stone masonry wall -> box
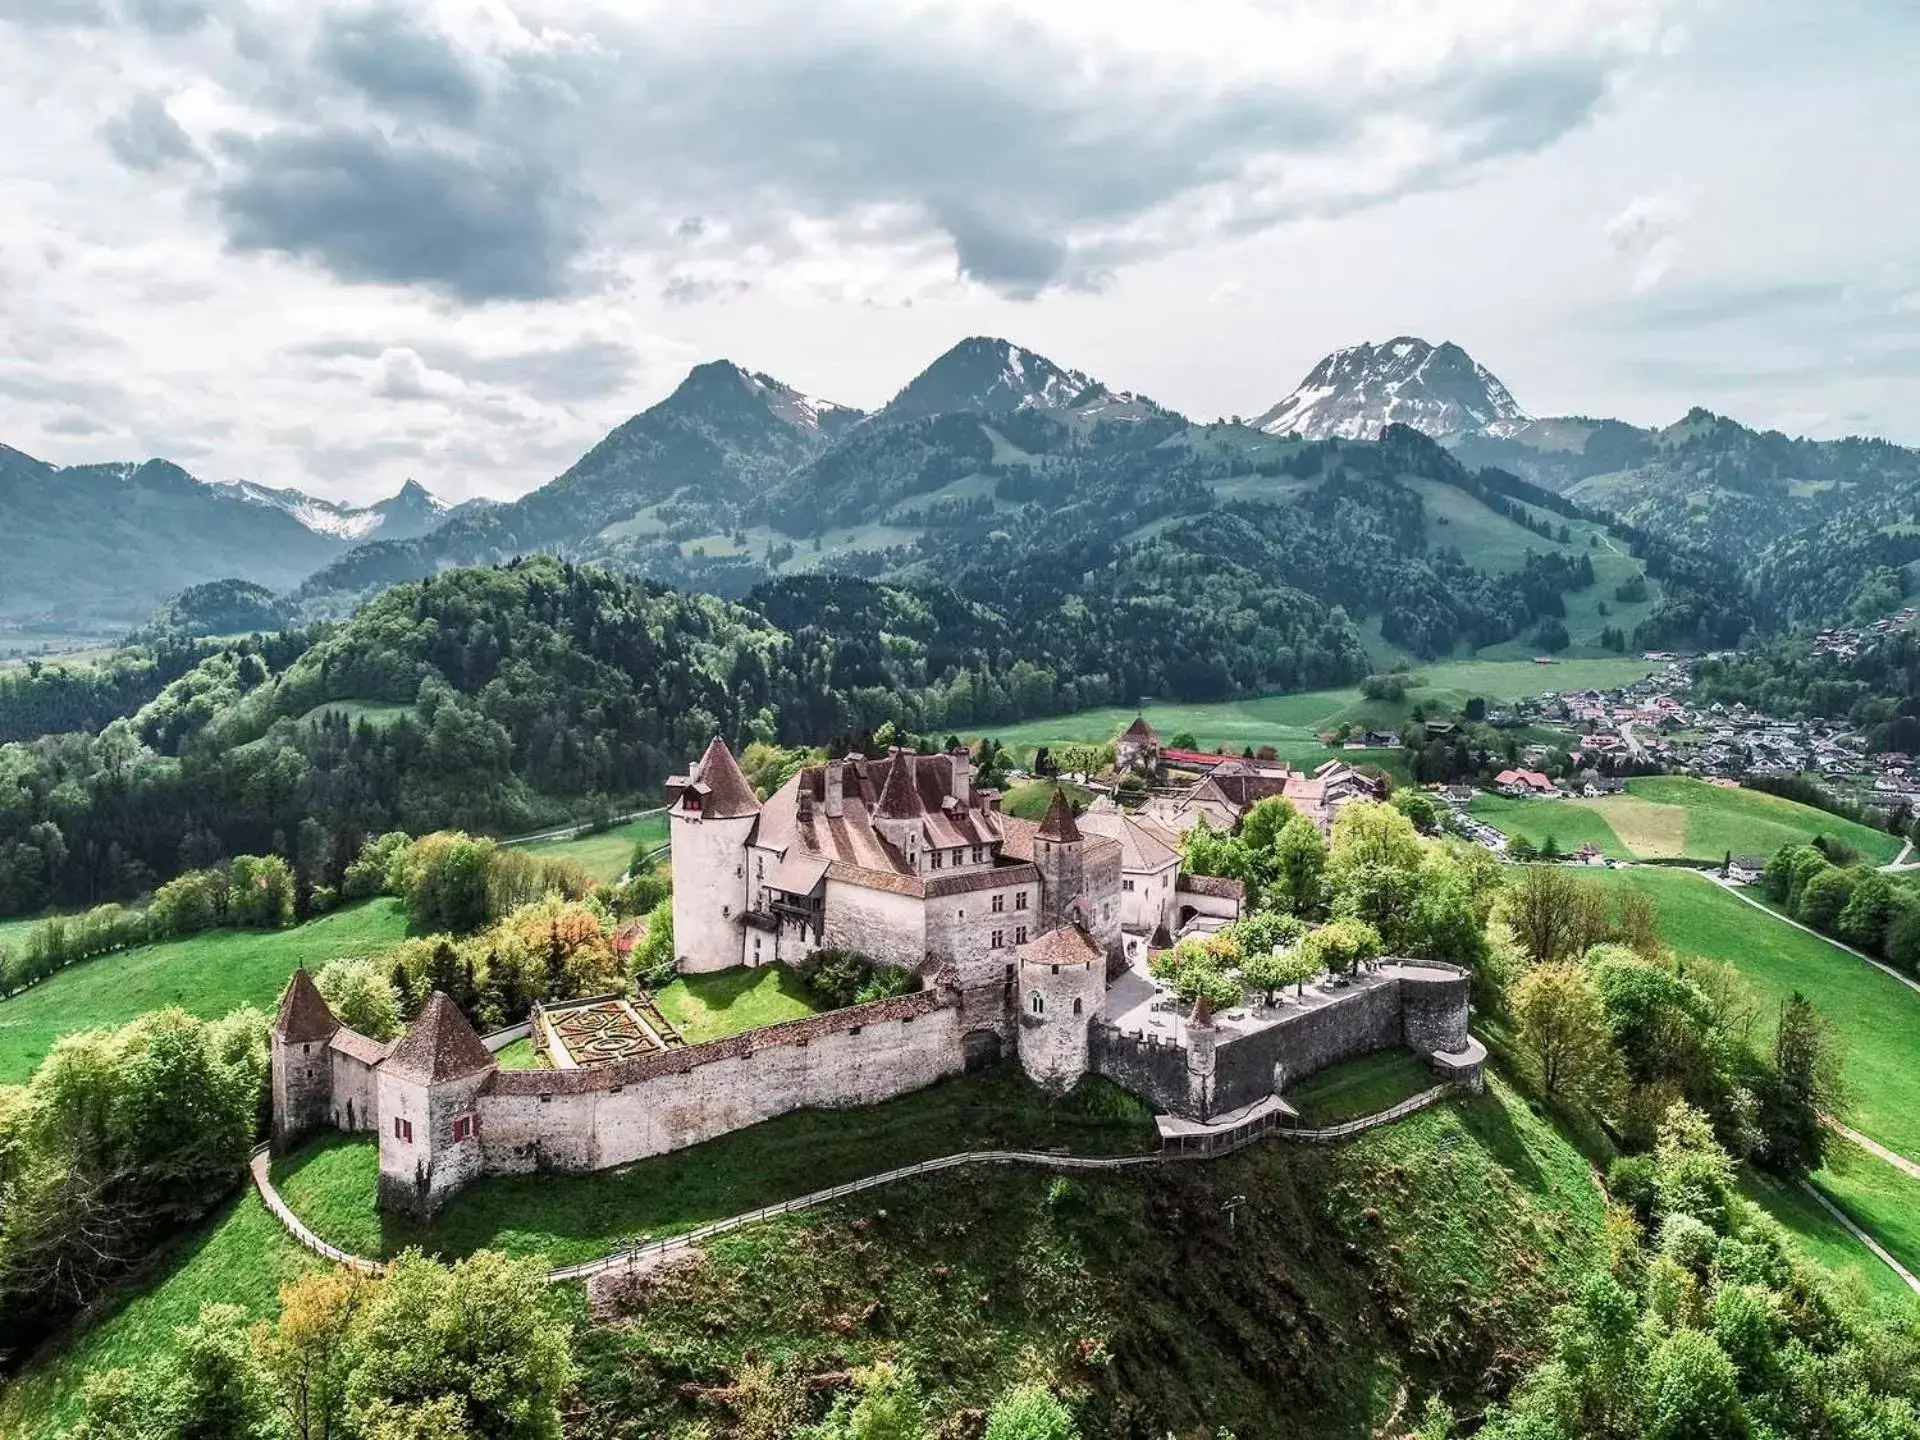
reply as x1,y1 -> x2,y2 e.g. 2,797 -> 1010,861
1210,977 -> 1405,1114
328,1050 -> 380,1133
926,869 -> 1038,989
271,1035 -> 332,1151
820,878 -> 926,971
477,988 -> 962,1176
1088,1024 -> 1192,1115
1400,968 -> 1471,1054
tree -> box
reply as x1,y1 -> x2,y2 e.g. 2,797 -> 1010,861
808,1361 -> 929,1440
345,1250 -> 575,1440
1504,862 -> 1579,964
985,1384 -> 1078,1440
1642,1329 -> 1747,1440
629,897 -> 675,987
1299,917 -> 1381,980
315,958 -> 403,1041
1167,731 -> 1198,750
1173,960 -> 1244,1020
1837,870 -> 1896,952
255,1270 -> 367,1440
1271,819 -> 1329,917
1239,947 -> 1294,1006
1512,962 -> 1620,1108
1795,865 -> 1857,933
1756,992 -> 1844,1176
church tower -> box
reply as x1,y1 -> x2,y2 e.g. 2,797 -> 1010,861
1034,787 -> 1085,931
667,737 -> 762,973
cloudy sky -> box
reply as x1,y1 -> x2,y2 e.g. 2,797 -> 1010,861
3,0 -> 1916,504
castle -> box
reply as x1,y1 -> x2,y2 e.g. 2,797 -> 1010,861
271,737 -> 1479,1220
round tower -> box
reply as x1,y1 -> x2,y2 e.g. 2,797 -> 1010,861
668,737 -> 762,973
1015,923 -> 1105,1090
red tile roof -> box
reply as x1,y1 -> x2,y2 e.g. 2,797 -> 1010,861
1037,786 -> 1082,843
689,737 -> 761,818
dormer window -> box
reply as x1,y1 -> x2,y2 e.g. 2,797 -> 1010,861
683,793 -> 702,812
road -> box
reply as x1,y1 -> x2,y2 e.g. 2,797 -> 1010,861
500,806 -> 667,849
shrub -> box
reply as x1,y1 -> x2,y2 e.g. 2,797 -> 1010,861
796,949 -> 919,1009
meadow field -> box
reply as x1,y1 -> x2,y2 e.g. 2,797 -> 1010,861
989,655 -> 1653,756
517,811 -> 668,884
1588,867 -> 1920,1166
1472,776 -> 1903,865
0,898 -> 410,1083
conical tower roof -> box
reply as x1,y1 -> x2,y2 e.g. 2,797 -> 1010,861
1037,786 -> 1081,843
693,736 -> 761,818
381,993 -> 497,1084
875,748 -> 925,820
275,967 -> 339,1044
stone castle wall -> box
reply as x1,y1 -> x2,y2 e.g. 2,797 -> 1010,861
819,878 -> 925,971
270,1034 -> 333,1151
1087,1025 -> 1192,1115
328,1049 -> 381,1133
476,987 -> 963,1177
670,809 -> 754,972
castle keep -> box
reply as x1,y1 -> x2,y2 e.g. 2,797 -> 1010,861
272,738 -> 1479,1219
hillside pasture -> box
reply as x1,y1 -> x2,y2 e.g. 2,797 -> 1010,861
1587,867 -> 1920,1167
989,656 -> 1651,755
0,898 -> 410,1083
292,699 -> 414,730
1471,776 -> 1900,866
518,812 -> 668,884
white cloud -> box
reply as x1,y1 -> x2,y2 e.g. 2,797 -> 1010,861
1604,191 -> 1690,291
370,347 -> 465,401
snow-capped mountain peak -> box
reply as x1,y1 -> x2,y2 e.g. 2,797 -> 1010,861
1253,337 -> 1528,441
216,476 -> 452,542
879,336 -> 1112,422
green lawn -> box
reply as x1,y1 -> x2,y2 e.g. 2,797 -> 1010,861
1589,868 -> 1920,1165
1285,1047 -> 1438,1125
650,965 -> 825,1043
1471,777 -> 1902,866
0,899 -> 411,1084
518,813 -> 668,884
1811,1137 -> 1920,1281
293,699 -> 414,730
491,1036 -> 548,1069
999,780 -> 1092,819
0,1192 -> 318,1440
1738,1166 -> 1916,1304
1628,776 -> 1904,865
0,909 -> 63,953
1470,793 -> 1633,858
989,656 -> 1653,753
272,1066 -> 1160,1268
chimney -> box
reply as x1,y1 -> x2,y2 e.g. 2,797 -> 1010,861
824,759 -> 844,818
948,746 -> 971,806
797,783 -> 814,823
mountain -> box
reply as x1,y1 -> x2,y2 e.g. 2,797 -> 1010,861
877,336 -> 1170,427
0,446 -> 463,639
1255,337 -> 1528,441
293,360 -> 865,609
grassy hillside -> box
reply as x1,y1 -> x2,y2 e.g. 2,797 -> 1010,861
518,812 -> 669,884
0,899 -> 410,1083
1811,1136 -> 1920,1279
1588,868 -> 1920,1164
1471,776 -> 1902,865
4,1074 -> 1608,1439
991,656 -> 1649,756
1738,1168 -> 1916,1304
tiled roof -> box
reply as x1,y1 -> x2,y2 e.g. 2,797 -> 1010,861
1177,873 -> 1244,899
328,1028 -> 391,1066
275,968 -> 339,1044
690,737 -> 762,818
925,862 -> 1039,897
1019,923 -> 1103,968
1075,809 -> 1177,871
1037,787 -> 1082,843
875,747 -> 925,819
1121,717 -> 1157,742
382,993 -> 497,1084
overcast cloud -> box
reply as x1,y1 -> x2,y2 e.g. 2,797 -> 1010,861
1,0 -> 1916,503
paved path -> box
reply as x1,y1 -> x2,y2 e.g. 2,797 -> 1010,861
1825,1117 -> 1920,1181
250,1087 -> 1465,1284
1706,872 -> 1920,998
1799,1180 -> 1920,1295
1880,838 -> 1915,872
